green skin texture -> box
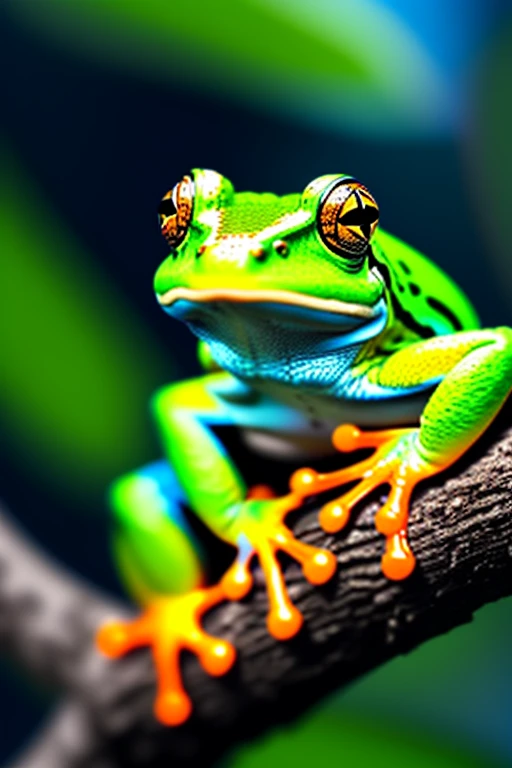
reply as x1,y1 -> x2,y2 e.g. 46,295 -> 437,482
111,169 -> 512,603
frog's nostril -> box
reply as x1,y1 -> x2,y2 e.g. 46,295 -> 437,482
249,245 -> 267,261
196,245 -> 206,257
273,239 -> 289,257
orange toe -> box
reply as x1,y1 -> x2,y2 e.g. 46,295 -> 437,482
381,531 -> 416,580
155,690 -> 192,727
97,586 -> 234,727
289,424 -> 432,584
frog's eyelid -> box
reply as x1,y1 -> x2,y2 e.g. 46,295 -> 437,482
191,168 -> 234,208
301,174 -> 355,201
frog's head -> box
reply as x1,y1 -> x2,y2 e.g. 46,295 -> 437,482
154,169 -> 386,340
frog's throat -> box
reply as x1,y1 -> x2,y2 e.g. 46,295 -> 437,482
156,288 -> 379,320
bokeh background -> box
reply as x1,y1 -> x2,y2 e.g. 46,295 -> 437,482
1,0 -> 512,765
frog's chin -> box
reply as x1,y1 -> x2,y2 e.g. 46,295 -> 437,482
161,290 -> 388,361
156,287 -> 383,326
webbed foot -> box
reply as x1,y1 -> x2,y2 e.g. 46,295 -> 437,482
290,424 -> 439,580
97,586 -> 234,725
222,494 -> 337,640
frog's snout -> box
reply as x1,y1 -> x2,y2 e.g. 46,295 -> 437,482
196,238 -> 289,265
248,240 -> 289,261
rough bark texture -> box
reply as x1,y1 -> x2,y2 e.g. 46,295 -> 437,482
2,405 -> 512,768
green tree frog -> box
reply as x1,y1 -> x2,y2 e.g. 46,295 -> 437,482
97,169 -> 512,726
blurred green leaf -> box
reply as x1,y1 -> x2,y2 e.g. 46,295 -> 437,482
332,597 -> 512,763
344,596 -> 511,693
234,708 -> 501,768
0,149 -> 167,499
467,20 -> 512,316
9,0 -> 447,135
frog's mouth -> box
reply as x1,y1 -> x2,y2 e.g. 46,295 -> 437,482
158,288 -> 388,358
157,287 -> 381,322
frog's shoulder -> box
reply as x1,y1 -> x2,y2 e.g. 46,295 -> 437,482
371,228 -> 480,337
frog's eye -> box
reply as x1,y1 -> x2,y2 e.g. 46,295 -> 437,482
158,174 -> 194,248
317,179 -> 379,258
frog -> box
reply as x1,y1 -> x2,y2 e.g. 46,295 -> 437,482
97,168 -> 512,726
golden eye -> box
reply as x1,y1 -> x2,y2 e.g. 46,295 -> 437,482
317,179 -> 379,258
158,174 -> 194,248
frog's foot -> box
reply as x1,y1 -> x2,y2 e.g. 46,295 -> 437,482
290,424 -> 439,581
221,496 -> 337,640
96,585 -> 235,726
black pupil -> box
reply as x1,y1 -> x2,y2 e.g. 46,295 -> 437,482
340,205 -> 378,227
339,194 -> 378,240
158,196 -> 177,217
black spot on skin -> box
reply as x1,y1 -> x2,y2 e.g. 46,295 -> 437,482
368,246 -> 435,339
398,260 -> 412,275
409,282 -> 421,296
427,297 -> 464,331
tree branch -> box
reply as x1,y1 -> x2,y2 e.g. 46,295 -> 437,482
3,404 -> 512,768
8,700 -> 115,768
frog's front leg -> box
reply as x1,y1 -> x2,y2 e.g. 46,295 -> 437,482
99,372 -> 336,725
291,328 -> 512,579
154,372 -> 337,639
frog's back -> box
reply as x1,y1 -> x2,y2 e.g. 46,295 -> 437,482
372,228 -> 480,337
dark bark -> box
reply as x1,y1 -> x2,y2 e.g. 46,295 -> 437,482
2,405 -> 512,768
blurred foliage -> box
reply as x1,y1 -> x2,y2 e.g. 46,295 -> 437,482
234,709 -> 502,768
0,149 -> 166,499
338,597 -> 512,760
468,20 -> 512,309
9,0 -> 448,136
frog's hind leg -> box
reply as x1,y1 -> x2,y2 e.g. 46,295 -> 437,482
96,461 -> 235,725
291,328 -> 512,580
